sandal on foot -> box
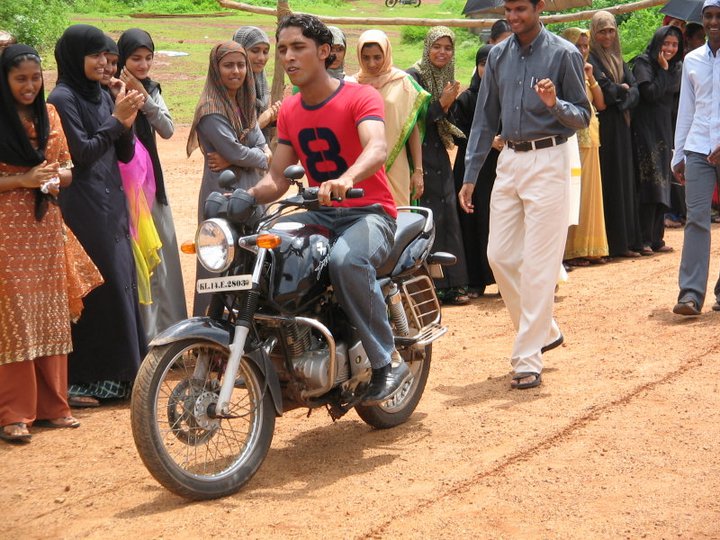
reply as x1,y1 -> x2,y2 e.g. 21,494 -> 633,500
510,372 -> 542,390
443,288 -> 470,306
68,396 -> 100,408
566,258 -> 590,267
34,417 -> 80,429
653,245 -> 674,253
541,333 -> 564,354
620,250 -> 641,258
639,246 -> 654,256
467,286 -> 485,299
1,422 -> 32,444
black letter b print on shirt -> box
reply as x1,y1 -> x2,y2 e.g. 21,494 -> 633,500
298,127 -> 349,182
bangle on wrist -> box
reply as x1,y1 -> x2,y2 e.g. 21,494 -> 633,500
589,81 -> 599,89
414,168 -> 424,174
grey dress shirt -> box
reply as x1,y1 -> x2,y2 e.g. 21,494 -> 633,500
463,26 -> 591,185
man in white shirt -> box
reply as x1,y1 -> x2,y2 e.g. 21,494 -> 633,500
671,0 -> 720,316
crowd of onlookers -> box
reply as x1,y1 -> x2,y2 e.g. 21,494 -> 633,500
0,4 -> 715,442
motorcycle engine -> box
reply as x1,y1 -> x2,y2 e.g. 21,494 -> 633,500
286,322 -> 351,391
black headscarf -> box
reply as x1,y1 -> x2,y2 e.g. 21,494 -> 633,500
0,44 -> 54,220
644,25 -> 684,69
469,45 -> 493,93
634,25 -> 683,93
105,34 -> 119,57
55,24 -> 108,104
0,44 -> 48,167
116,28 -> 168,205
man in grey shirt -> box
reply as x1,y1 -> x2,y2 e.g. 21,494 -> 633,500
459,0 -> 590,389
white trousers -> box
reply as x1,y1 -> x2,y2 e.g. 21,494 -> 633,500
487,142 -> 570,374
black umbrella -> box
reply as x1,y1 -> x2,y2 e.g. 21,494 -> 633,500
463,0 -> 591,16
463,0 -> 501,16
661,0 -> 703,23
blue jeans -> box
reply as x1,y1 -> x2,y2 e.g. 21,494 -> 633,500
678,151 -> 720,307
281,205 -> 396,369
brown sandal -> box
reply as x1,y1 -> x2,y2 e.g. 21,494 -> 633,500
34,417 -> 81,429
68,396 -> 100,408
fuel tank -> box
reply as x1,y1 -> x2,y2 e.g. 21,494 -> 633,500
267,222 -> 332,313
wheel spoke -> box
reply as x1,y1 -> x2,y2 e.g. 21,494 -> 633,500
150,343 -> 263,478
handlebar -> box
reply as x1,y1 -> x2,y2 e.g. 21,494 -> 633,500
282,165 -> 364,202
301,186 -> 364,202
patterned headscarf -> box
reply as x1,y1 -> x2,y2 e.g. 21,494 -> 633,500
411,26 -> 464,148
232,26 -> 270,114
187,42 -> 257,157
356,30 -> 406,89
589,11 -> 624,84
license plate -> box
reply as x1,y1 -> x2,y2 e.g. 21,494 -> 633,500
196,275 -> 253,293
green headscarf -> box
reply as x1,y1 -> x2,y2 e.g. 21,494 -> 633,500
411,26 -> 464,149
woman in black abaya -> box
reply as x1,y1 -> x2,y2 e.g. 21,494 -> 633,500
588,11 -> 642,258
48,24 -> 147,406
451,45 -> 497,297
632,25 -> 683,253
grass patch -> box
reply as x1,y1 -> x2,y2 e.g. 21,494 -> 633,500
60,0 -> 660,123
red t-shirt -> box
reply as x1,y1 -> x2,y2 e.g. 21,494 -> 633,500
277,81 -> 397,219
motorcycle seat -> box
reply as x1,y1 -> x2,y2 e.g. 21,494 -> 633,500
376,211 -> 426,277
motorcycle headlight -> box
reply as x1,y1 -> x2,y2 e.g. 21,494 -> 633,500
196,218 -> 236,273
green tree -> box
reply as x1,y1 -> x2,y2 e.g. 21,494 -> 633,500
619,6 -> 664,62
0,0 -> 69,53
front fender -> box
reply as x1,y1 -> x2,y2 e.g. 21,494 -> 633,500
149,318 -> 283,417
150,317 -> 233,348
245,346 -> 283,417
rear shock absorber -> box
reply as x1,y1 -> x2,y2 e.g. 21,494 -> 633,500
386,282 -> 410,336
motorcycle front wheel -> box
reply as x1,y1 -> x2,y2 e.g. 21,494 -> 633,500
385,0 -> 398,6
414,0 -> 421,6
355,344 -> 431,429
131,339 -> 275,500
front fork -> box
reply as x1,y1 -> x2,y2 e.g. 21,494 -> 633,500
200,248 -> 269,417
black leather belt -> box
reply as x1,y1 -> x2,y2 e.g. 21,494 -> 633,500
507,135 -> 567,152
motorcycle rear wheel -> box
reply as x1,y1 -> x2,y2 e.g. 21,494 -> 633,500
131,339 -> 275,500
385,0 -> 398,6
355,344 -> 431,429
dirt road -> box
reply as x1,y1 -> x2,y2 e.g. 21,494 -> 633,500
3,127 -> 720,539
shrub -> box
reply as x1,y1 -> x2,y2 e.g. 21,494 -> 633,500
401,26 -> 428,44
0,0 -> 69,53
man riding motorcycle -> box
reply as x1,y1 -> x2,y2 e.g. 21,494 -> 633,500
244,14 -> 410,404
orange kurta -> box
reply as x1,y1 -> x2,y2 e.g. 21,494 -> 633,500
0,104 -> 100,366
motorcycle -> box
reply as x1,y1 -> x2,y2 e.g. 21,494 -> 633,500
385,0 -> 422,6
130,165 -> 456,500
